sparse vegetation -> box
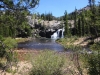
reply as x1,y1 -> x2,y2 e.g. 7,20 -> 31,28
56,36 -> 82,49
29,50 -> 65,75
15,38 -> 32,43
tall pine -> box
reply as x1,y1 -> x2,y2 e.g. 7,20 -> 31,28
74,8 -> 78,35
77,18 -> 82,36
64,10 -> 70,37
81,11 -> 85,36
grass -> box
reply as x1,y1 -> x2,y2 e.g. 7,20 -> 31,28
56,36 -> 81,50
23,50 -> 88,75
15,37 -> 31,43
0,49 -> 90,75
29,50 -> 65,75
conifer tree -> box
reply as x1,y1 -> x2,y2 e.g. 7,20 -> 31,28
89,0 -> 97,37
64,10 -> 70,37
77,18 -> 82,36
97,2 -> 100,36
74,8 -> 78,35
81,12 -> 85,36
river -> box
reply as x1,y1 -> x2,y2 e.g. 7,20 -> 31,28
18,38 -> 65,51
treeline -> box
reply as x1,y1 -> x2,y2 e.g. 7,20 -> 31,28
0,10 -> 32,38
0,0 -> 40,38
64,0 -> 100,39
31,12 -> 62,21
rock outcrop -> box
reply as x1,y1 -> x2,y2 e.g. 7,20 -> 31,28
27,16 -> 64,38
27,16 -> 64,29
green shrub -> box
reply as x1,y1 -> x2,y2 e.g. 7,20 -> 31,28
0,43 -> 6,58
0,37 -> 17,61
86,42 -> 100,75
90,42 -> 100,51
3,37 -> 17,50
30,50 -> 65,75
3,37 -> 17,61
0,35 -> 3,40
0,37 -> 18,73
86,53 -> 100,75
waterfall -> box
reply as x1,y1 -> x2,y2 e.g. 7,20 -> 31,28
51,28 -> 65,39
51,32 -> 58,39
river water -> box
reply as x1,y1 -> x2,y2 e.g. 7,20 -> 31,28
18,38 -> 65,51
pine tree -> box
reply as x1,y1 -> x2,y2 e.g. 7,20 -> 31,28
88,0 -> 98,43
74,8 -> 78,35
97,2 -> 100,36
77,18 -> 82,36
85,10 -> 91,36
0,25 -> 3,36
64,10 -> 70,37
81,12 -> 85,36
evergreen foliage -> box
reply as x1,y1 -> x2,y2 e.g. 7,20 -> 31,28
0,0 -> 39,72
64,11 -> 69,37
64,1 -> 100,38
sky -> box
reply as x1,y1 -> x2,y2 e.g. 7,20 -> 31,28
30,0 -> 99,17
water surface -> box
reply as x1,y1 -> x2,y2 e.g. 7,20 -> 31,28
18,38 -> 65,51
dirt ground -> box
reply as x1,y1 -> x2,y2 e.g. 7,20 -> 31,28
0,49 -> 40,75
0,61 -> 32,75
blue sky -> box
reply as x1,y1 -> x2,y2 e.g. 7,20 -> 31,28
31,0 -> 99,17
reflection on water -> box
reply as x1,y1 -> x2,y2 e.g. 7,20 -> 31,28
18,38 -> 65,51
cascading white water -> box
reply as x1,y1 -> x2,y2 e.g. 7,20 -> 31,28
61,27 -> 65,38
51,28 -> 65,39
51,32 -> 58,39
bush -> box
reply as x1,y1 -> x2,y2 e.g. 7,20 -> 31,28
3,37 -> 17,50
86,42 -> 100,75
3,37 -> 17,61
90,42 -> 100,51
0,35 -> 3,40
0,37 -> 18,72
86,53 -> 100,75
0,42 -> 6,58
30,50 -> 65,75
0,37 -> 17,61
